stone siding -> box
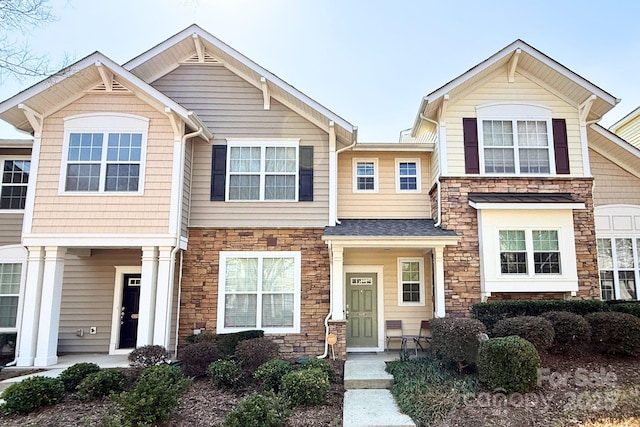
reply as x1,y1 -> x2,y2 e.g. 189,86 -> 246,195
180,228 -> 333,358
430,177 -> 600,317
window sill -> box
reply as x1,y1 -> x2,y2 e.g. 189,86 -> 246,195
484,278 -> 578,293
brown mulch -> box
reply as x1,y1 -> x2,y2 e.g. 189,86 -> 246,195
0,368 -> 45,381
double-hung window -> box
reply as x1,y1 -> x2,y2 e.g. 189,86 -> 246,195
227,141 -> 298,201
0,263 -> 21,328
218,251 -> 301,333
353,158 -> 378,192
398,258 -> 424,305
396,159 -> 420,192
0,158 -> 30,210
499,230 -> 561,275
597,238 -> 639,301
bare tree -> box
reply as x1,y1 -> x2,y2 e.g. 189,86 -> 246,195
0,0 -> 57,81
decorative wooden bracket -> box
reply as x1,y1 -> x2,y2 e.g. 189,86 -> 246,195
508,48 -> 521,83
164,107 -> 182,139
437,94 -> 449,124
192,33 -> 205,63
18,103 -> 43,135
95,61 -> 113,91
579,94 -> 597,125
260,77 -> 270,110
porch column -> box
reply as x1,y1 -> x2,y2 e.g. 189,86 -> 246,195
331,245 -> 345,320
153,246 -> 174,348
34,246 -> 66,366
137,246 -> 158,347
16,246 -> 45,366
433,246 -> 446,317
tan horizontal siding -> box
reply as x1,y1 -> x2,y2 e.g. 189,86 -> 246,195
338,151 -> 431,219
30,94 -> 173,235
0,213 -> 23,246
591,149 -> 640,206
444,70 -> 583,177
614,116 -> 640,149
59,249 -> 141,353
344,248 -> 433,338
151,65 -> 329,228
181,141 -> 193,239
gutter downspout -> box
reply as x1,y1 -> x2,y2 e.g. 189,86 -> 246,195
421,115 -> 443,227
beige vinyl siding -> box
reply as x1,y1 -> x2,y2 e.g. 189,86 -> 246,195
613,115 -> 640,149
338,151 -> 431,219
151,65 -> 329,228
591,149 -> 640,206
59,249 -> 141,353
444,70 -> 583,177
344,248 -> 433,338
0,213 -> 23,246
181,140 -> 193,239
30,94 -> 174,234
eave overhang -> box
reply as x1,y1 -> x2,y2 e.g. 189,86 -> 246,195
589,123 -> 640,179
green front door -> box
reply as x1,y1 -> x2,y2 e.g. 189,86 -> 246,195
346,273 -> 378,348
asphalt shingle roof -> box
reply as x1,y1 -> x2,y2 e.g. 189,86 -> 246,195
323,219 -> 457,237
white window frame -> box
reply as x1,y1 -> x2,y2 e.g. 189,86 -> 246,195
476,103 -> 556,177
59,113 -> 149,195
0,156 -> 30,211
596,237 -> 640,301
497,228 -> 562,277
397,257 -> 425,306
395,158 -> 421,193
0,245 -> 27,334
225,139 -> 300,202
353,158 -> 378,193
217,251 -> 301,334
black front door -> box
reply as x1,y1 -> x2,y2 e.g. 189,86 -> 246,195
119,273 -> 141,349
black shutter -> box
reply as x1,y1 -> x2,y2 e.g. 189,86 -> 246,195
210,145 -> 227,201
299,146 -> 313,201
463,118 -> 480,174
553,119 -> 570,174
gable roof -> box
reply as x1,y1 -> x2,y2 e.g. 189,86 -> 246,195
124,24 -> 355,146
589,123 -> 640,179
411,39 -> 620,137
0,51 -> 213,139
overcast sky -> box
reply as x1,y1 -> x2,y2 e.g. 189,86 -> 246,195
2,0 -> 639,141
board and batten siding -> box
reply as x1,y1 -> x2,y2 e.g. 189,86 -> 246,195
59,249 -> 141,353
0,213 -> 23,246
591,149 -> 640,206
151,65 -> 330,228
344,248 -> 433,338
442,70 -> 584,177
338,151 -> 431,219
30,94 -> 174,235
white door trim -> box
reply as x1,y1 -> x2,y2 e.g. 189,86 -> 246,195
345,265 -> 384,352
109,266 -> 142,355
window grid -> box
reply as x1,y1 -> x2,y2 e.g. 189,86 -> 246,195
596,238 -> 640,301
356,161 -> 376,191
1,160 -> 30,209
398,258 -> 424,306
396,160 -> 420,192
0,263 -> 21,328
499,230 -> 561,276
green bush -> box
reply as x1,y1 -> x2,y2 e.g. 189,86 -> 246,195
184,331 -> 217,344
216,330 -> 264,358
75,369 -> 127,401
113,364 -> 191,427
609,302 -> 640,318
471,300 -> 607,330
431,317 -> 487,371
300,358 -> 336,382
541,311 -> 591,353
224,391 -> 291,427
128,344 -> 170,368
478,336 -> 541,393
281,368 -> 330,406
585,312 -> 640,356
254,359 -> 293,392
208,359 -> 242,388
1,376 -> 65,414
492,316 -> 554,352
58,362 -> 101,392
180,341 -> 221,378
235,337 -> 279,373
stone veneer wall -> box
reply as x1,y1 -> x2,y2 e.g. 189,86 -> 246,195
180,228 -> 333,358
430,177 -> 600,317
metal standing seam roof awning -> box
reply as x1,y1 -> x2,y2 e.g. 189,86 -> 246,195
467,192 -> 586,210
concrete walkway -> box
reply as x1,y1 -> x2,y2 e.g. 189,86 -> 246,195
343,353 -> 415,427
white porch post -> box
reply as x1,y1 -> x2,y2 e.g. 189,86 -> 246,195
137,246 -> 158,347
433,246 -> 446,318
34,246 -> 66,366
153,247 -> 173,348
16,246 -> 45,366
331,245 -> 345,320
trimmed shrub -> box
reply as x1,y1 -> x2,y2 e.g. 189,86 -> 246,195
492,316 -> 554,352
541,311 -> 591,353
184,331 -> 217,344
58,362 -> 101,392
300,358 -> 336,382
478,336 -> 541,393
128,344 -> 169,368
1,376 -> 65,414
208,359 -> 242,388
431,317 -> 487,371
113,364 -> 191,427
216,330 -> 264,358
585,312 -> 640,356
180,341 -> 221,378
76,370 -> 127,401
224,391 -> 291,427
254,359 -> 293,392
471,300 -> 608,330
281,368 -> 330,406
235,337 -> 279,373
609,302 -> 640,318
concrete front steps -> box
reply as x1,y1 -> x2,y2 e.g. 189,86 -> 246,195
343,354 -> 415,427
